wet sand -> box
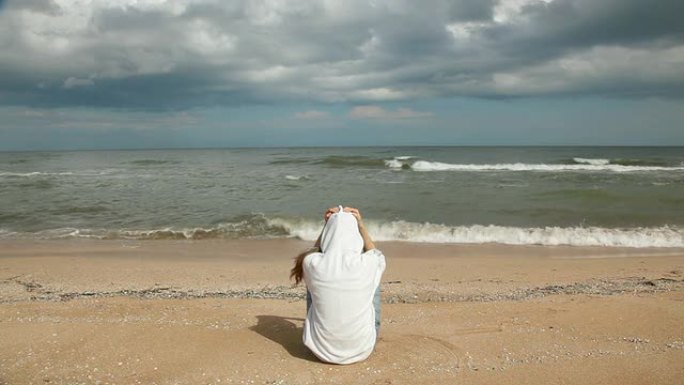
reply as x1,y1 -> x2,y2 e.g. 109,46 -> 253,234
1,239 -> 683,384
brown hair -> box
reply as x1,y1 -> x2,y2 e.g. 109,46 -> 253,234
290,247 -> 320,285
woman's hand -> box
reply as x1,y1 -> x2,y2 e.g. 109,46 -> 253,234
343,207 -> 364,228
324,206 -> 340,222
324,206 -> 365,229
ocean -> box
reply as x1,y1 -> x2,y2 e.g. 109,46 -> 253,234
1,146 -> 683,247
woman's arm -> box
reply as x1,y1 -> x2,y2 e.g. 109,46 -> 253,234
313,229 -> 323,250
358,221 -> 375,251
345,207 -> 375,251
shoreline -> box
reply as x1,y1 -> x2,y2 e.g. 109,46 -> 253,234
2,239 -> 683,304
3,220 -> 683,248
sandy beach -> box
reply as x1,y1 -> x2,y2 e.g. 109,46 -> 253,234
1,239 -> 683,384
3,0 -> 684,383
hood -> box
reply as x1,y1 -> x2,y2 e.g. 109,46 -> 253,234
320,206 -> 363,254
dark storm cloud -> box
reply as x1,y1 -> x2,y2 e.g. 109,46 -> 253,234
447,0 -> 496,21
519,0 -> 684,47
0,0 -> 682,110
1,0 -> 59,13
484,0 -> 684,68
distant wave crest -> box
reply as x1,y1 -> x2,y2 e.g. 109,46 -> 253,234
285,175 -> 309,181
383,156 -> 684,172
0,170 -> 116,177
572,157 -> 610,165
0,171 -> 74,177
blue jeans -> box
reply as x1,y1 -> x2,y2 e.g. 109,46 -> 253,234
306,286 -> 382,334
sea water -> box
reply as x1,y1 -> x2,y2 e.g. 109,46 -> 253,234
1,147 -> 683,247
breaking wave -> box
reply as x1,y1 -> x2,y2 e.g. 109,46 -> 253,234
273,219 -> 684,248
129,159 -> 179,166
0,201 -> 684,248
0,171 -> 75,177
285,175 -> 309,181
10,218 -> 677,248
384,157 -> 684,172
572,157 -> 610,166
315,155 -> 386,168
3,216 -> 683,248
0,170 -> 117,178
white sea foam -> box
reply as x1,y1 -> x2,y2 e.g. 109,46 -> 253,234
5,219 -> 683,248
0,169 -> 116,177
408,160 -> 684,172
268,218 -> 684,248
0,171 -> 75,177
385,155 -> 417,170
384,159 -> 404,169
13,223 -> 282,241
385,156 -> 418,169
572,157 -> 610,165
21,227 -> 103,239
0,229 -> 16,238
285,175 -> 308,181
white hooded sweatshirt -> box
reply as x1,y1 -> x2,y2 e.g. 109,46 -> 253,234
302,208 -> 386,364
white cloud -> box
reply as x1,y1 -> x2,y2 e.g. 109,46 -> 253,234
493,0 -> 553,23
446,21 -> 489,41
3,106 -> 201,131
295,110 -> 329,119
243,66 -> 295,83
62,77 -> 94,89
352,87 -> 409,101
349,105 -> 433,119
491,44 -> 684,96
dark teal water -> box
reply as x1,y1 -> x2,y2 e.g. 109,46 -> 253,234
1,147 -> 683,247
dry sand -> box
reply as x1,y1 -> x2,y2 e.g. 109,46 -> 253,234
1,239 -> 683,384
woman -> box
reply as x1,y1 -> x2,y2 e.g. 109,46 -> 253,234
290,206 -> 386,364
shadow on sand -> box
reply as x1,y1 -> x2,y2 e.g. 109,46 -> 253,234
250,315 -> 319,362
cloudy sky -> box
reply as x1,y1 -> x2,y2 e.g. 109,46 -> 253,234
1,0 -> 683,150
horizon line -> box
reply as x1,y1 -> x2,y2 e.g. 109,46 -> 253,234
2,144 -> 684,153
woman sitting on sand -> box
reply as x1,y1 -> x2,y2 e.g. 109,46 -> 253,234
291,206 -> 386,364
